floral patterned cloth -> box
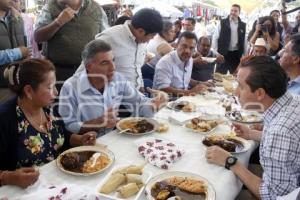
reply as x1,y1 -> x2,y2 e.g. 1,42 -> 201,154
16,106 -> 65,167
138,138 -> 185,170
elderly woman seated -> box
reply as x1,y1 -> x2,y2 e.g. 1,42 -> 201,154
0,59 -> 96,188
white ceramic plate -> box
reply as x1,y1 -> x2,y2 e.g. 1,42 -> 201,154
202,57 -> 217,63
202,134 -> 252,154
184,118 -> 219,135
56,146 -> 115,176
116,117 -> 159,136
145,171 -> 216,200
225,110 -> 263,124
166,101 -> 196,112
96,165 -> 152,200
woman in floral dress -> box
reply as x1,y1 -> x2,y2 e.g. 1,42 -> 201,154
0,59 -> 97,188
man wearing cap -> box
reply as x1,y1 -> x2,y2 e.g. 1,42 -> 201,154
251,38 -> 269,56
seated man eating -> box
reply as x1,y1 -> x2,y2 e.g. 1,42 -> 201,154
153,31 -> 208,98
59,40 -> 168,136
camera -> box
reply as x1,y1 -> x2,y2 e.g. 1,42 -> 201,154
284,0 -> 296,2
261,24 -> 268,33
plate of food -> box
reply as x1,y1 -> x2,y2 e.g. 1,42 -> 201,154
97,164 -> 151,200
116,117 -> 159,135
184,117 -> 221,135
225,110 -> 263,124
202,134 -> 251,153
56,146 -> 114,176
145,171 -> 215,200
166,101 -> 197,112
213,73 -> 236,82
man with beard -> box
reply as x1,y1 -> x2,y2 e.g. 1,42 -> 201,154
192,36 -> 224,81
153,31 -> 207,97
0,0 -> 30,102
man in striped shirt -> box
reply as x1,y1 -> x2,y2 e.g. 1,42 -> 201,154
205,56 -> 300,199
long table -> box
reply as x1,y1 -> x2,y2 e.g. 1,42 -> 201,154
0,95 -> 257,200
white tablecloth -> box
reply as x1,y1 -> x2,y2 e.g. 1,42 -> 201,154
0,95 -> 257,200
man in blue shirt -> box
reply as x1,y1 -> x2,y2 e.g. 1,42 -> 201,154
59,39 -> 168,136
279,33 -> 300,95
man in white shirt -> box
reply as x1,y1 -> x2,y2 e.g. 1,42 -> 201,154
212,4 -> 246,74
94,8 -> 163,91
153,31 -> 206,98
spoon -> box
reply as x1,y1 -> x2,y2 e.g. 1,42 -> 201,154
117,129 -> 130,134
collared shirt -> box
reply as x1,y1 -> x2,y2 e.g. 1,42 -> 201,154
287,75 -> 300,95
0,48 -> 22,65
59,70 -> 154,135
212,18 -> 247,54
259,92 -> 300,199
153,50 -> 193,90
228,18 -> 238,51
95,20 -> 146,89
34,0 -> 109,31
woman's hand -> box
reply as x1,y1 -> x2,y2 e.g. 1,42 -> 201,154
81,131 -> 97,145
3,168 -> 39,188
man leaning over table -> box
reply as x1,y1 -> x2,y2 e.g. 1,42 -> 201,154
76,8 -> 163,92
205,56 -> 300,199
59,39 -> 168,136
153,31 -> 208,98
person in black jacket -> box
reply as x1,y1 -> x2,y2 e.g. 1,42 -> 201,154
212,4 -> 246,74
0,58 -> 96,188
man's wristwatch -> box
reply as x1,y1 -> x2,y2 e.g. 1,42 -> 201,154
225,156 -> 238,170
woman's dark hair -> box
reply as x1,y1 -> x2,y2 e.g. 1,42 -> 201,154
131,8 -> 163,35
174,19 -> 182,29
3,59 -> 55,97
159,21 -> 173,38
239,56 -> 288,99
177,31 -> 198,44
248,16 -> 277,41
114,15 -> 131,26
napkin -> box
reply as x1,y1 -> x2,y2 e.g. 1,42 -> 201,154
136,137 -> 185,170
20,183 -> 99,200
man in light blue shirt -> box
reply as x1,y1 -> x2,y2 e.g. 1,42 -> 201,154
0,48 -> 25,66
279,33 -> 300,95
59,39 -> 168,136
153,31 -> 207,97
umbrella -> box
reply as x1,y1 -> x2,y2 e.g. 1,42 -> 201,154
132,2 -> 183,19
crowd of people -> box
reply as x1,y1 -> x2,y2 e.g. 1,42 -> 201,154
0,0 -> 300,199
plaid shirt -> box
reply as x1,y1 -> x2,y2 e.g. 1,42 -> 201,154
260,92 -> 300,200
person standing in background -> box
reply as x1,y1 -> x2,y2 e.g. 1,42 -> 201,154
34,0 -> 108,87
0,0 -> 30,102
212,4 -> 246,74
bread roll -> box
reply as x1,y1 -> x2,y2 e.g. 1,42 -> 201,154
100,173 -> 126,194
113,165 -> 143,175
117,183 -> 139,198
126,174 -> 143,184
